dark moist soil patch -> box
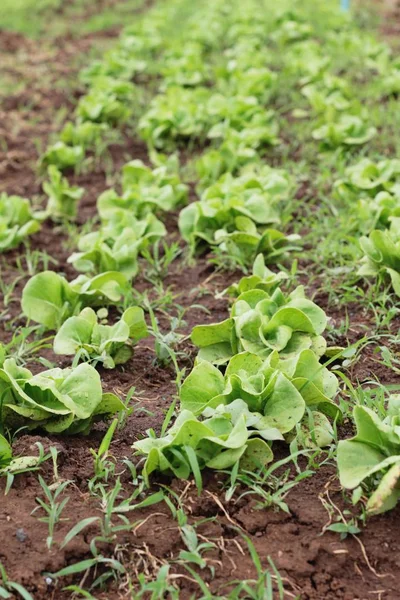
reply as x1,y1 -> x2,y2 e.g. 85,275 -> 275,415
1,4 -> 400,600
3,451 -> 400,600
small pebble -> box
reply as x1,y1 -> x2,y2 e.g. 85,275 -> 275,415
16,528 -> 27,542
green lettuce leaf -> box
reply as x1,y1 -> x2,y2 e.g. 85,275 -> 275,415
21,271 -> 130,330
54,306 -> 148,368
0,359 -> 124,434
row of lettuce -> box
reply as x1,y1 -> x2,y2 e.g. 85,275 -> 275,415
1,0 -> 400,514
3,4 -> 400,286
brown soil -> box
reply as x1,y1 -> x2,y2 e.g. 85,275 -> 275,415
1,2 -> 400,600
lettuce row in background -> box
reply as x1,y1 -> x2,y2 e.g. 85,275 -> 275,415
134,0 -> 389,163
0,360 -> 124,435
0,194 -> 41,251
39,0 -> 208,170
21,270 -> 130,330
54,306 -> 148,369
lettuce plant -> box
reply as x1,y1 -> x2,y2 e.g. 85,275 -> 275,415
134,348 -> 339,482
218,40 -> 268,74
80,41 -> 148,84
138,86 -> 212,149
179,166 -> 292,253
301,75 -> 351,113
263,349 -> 340,420
207,112 -> 279,149
224,254 -> 289,297
374,56 -> 400,96
379,68 -> 400,97
161,42 -> 210,87
21,270 -> 129,330
98,206 -> 165,239
358,218 -> 400,296
77,91 -> 131,126
76,77 -> 136,125
97,158 -> 188,219
195,142 -> 259,190
356,191 -> 400,231
283,40 -> 330,82
181,350 -> 339,422
68,229 -> 142,279
0,359 -> 124,435
312,115 -> 376,149
337,398 -> 400,514
0,434 -> 45,475
331,33 -> 391,73
335,158 -> 400,202
191,286 -> 328,364
41,142 -> 84,171
206,94 -> 269,132
68,213 -> 166,278
133,408 -> 273,482
53,307 -> 148,368
195,115 -> 281,190
42,166 -> 84,221
216,66 -> 277,103
213,225 -> 300,269
139,86 -> 279,151
0,194 -> 40,251
60,121 -> 110,150
271,19 -> 313,46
